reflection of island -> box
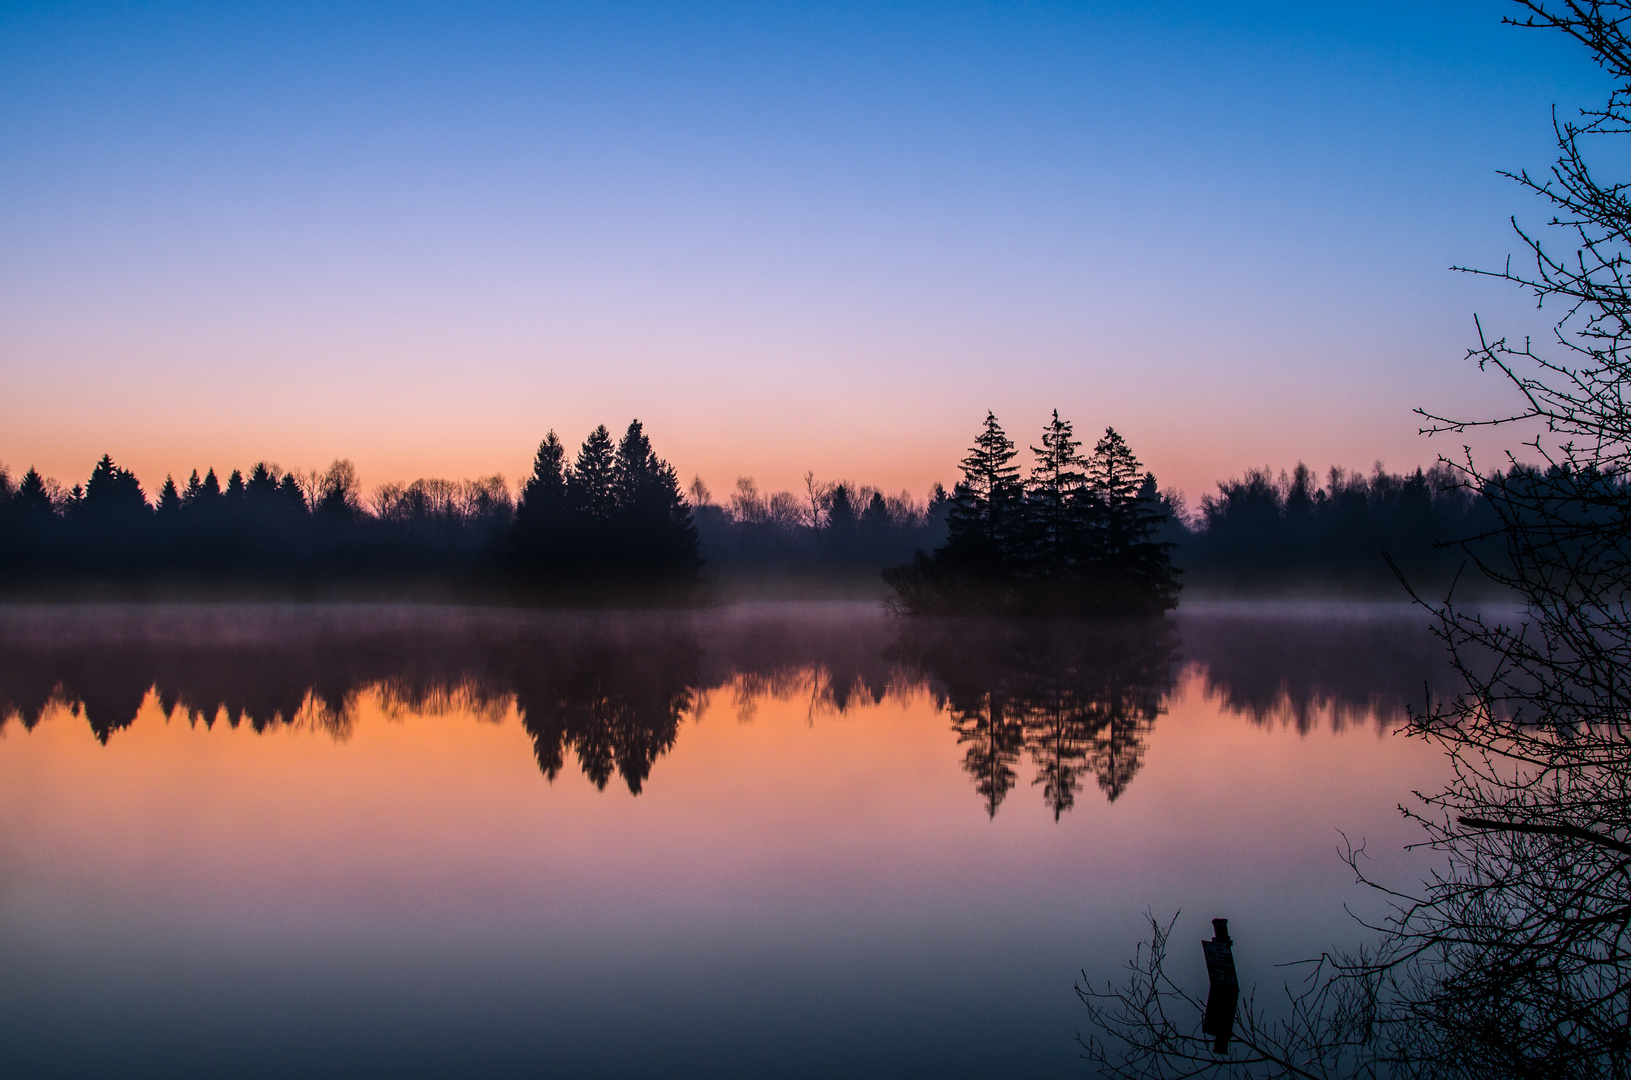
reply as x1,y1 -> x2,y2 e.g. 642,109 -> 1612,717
889,618 -> 1180,816
0,603 -> 1453,814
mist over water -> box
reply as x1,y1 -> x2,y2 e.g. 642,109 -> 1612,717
0,601 -> 1452,1078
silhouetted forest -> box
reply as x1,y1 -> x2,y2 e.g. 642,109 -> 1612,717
0,421 -> 700,600
1173,460 -> 1501,594
0,412 -> 1535,600
0,605 -> 1451,816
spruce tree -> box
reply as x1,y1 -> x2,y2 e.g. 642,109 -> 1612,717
157,477 -> 182,515
82,455 -> 148,515
514,431 -> 569,569
201,468 -> 221,499
610,420 -> 700,577
13,469 -> 53,517
246,463 -> 277,502
1026,411 -> 1086,577
946,411 -> 1022,571
1083,427 -> 1178,611
612,420 -> 657,515
569,425 -> 616,524
276,473 -> 306,513
826,483 -> 858,553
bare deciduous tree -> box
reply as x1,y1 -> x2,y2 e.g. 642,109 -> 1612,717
1082,4 -> 1631,1077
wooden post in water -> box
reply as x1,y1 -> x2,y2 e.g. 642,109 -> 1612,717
1200,918 -> 1239,1054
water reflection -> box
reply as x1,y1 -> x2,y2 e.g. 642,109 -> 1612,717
0,603 -> 1452,815
889,618 -> 1180,816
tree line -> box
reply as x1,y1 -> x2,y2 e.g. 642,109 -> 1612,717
0,420 -> 701,596
1178,460 -> 1495,593
0,414 -> 1535,601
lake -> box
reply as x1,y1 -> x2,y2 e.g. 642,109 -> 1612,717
0,601 -> 1455,1078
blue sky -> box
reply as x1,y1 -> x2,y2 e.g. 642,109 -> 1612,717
0,1 -> 1608,502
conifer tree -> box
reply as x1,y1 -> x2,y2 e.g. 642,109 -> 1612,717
648,455 -> 701,577
1083,428 -> 1178,611
612,420 -> 657,514
569,425 -> 616,523
157,477 -> 182,515
81,455 -> 148,515
514,431 -> 569,568
861,490 -> 890,535
185,466 -> 223,532
946,411 -> 1022,571
609,420 -> 699,576
12,468 -> 54,518
1027,410 -> 1086,576
245,463 -> 277,502
276,473 -> 306,513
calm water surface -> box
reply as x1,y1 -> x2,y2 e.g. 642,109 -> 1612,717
0,602 -> 1453,1078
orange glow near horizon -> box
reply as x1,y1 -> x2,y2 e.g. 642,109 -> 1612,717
3,403 -> 1488,516
0,667 -> 1445,927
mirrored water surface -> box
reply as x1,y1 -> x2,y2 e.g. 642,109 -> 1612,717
0,601 -> 1455,1078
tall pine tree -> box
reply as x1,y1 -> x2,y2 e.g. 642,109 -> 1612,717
1082,427 -> 1178,612
1026,411 -> 1086,577
514,431 -> 569,571
945,411 -> 1022,572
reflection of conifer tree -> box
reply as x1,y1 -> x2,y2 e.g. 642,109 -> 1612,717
1075,643 -> 1168,802
62,663 -> 151,744
950,691 -> 1027,818
512,625 -> 700,794
0,645 -> 60,731
1026,684 -> 1093,820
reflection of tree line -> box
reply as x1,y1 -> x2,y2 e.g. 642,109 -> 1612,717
0,607 -> 1448,813
1179,608 -> 1458,734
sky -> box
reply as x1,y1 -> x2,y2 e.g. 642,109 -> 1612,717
0,0 -> 1611,507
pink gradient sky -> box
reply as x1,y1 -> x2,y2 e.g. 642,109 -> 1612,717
0,2 -> 1594,507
